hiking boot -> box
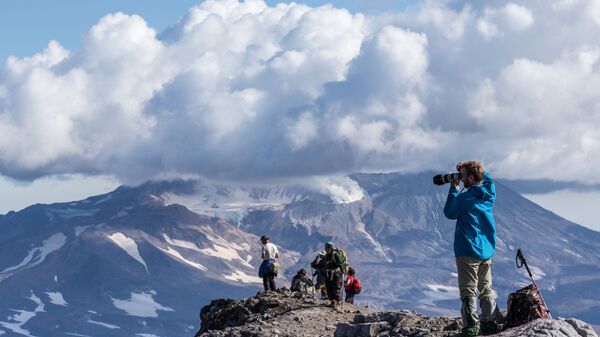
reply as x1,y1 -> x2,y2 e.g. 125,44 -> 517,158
460,327 -> 480,337
480,321 -> 499,335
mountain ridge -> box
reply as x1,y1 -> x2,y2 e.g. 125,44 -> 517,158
0,171 -> 598,336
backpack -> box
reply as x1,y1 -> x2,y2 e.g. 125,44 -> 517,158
506,283 -> 550,328
269,262 -> 280,272
352,278 -> 362,294
335,248 -> 349,274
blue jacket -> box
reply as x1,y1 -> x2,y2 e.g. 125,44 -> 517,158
443,171 -> 496,260
258,259 -> 276,278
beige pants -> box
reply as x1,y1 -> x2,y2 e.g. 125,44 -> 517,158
456,256 -> 496,328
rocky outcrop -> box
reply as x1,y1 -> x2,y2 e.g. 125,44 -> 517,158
193,290 -> 598,337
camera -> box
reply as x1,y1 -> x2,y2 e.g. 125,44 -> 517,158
432,172 -> 462,186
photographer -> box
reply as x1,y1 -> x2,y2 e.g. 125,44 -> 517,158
443,161 -> 499,337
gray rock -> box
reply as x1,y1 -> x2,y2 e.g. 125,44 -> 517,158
334,322 -> 391,337
496,318 -> 599,337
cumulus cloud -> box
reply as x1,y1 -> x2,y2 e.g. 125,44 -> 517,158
477,3 -> 534,40
1,0 -> 600,184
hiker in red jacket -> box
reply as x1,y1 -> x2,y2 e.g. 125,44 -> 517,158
344,267 -> 361,304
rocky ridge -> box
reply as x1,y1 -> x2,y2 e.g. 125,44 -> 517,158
193,290 -> 598,337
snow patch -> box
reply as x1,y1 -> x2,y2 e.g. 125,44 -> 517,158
204,233 -> 248,251
111,291 -> 174,318
0,291 -> 45,337
94,194 -> 112,205
158,247 -> 207,271
0,233 -> 67,282
74,225 -> 93,236
563,249 -> 583,258
88,319 -> 120,330
114,210 -> 129,218
420,284 -> 460,306
46,292 -> 68,306
355,222 -> 392,262
161,185 -> 302,222
162,234 -> 202,252
108,232 -> 149,274
528,266 -> 546,281
47,208 -> 99,219
137,334 -> 160,337
223,270 -> 262,284
201,244 -> 242,261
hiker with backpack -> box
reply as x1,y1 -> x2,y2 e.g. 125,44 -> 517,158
310,251 -> 328,299
323,241 -> 347,307
290,268 -> 314,295
344,267 -> 361,304
443,161 -> 500,337
258,235 -> 280,292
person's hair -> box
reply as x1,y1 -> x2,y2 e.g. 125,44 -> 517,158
298,268 -> 307,275
460,160 -> 484,183
347,267 -> 355,275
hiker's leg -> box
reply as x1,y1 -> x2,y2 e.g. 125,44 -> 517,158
345,291 -> 354,304
320,285 -> 328,299
263,275 -> 269,291
269,274 -> 277,291
477,259 -> 496,319
325,278 -> 336,301
456,256 -> 480,329
335,273 -> 343,302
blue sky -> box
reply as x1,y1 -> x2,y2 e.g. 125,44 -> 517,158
0,0 -> 599,232
0,0 -> 416,63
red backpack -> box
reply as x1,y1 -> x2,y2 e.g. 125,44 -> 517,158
351,278 -> 362,294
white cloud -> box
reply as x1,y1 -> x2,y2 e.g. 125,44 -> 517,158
476,3 -> 533,40
309,176 -> 365,204
502,3 -> 534,31
285,111 -> 318,150
1,0 -> 600,184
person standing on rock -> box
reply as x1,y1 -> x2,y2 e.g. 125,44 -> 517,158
258,235 -> 279,292
310,251 -> 328,299
443,161 -> 499,337
323,242 -> 344,307
344,267 -> 361,304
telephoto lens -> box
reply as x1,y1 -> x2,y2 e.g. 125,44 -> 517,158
432,173 -> 462,185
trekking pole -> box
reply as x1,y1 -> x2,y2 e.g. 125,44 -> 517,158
516,249 -> 552,318
340,270 -> 345,310
516,249 -> 537,287
311,266 -> 315,300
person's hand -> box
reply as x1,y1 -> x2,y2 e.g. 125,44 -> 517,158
451,179 -> 460,189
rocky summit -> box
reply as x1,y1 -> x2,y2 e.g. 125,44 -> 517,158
193,289 -> 598,337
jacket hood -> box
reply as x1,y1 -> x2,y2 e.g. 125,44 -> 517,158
467,173 -> 495,201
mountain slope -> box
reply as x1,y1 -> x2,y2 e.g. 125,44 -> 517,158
0,173 -> 598,336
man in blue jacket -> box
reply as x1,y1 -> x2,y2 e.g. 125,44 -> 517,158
444,161 -> 498,336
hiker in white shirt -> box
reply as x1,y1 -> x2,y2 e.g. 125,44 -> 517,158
258,235 -> 279,291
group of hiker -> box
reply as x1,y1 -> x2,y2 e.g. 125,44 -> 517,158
259,236 -> 361,307
257,160 -> 502,337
